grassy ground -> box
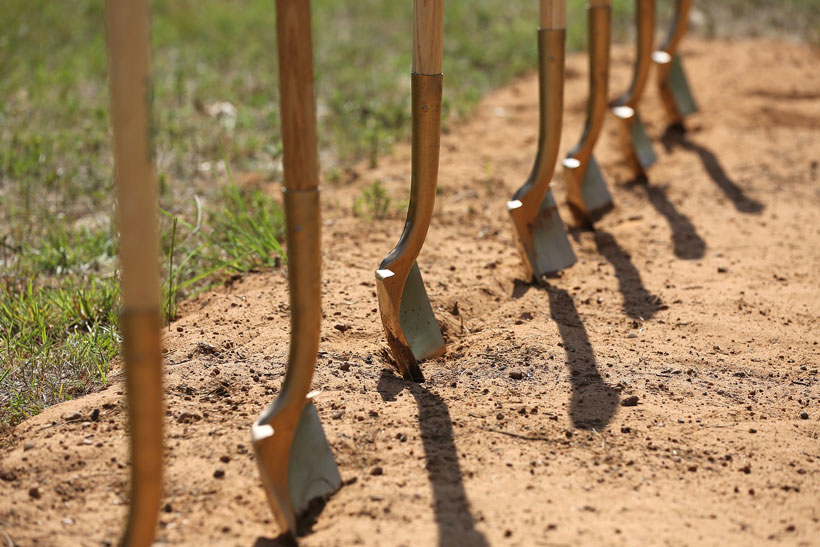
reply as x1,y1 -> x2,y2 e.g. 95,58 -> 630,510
1,0 -> 817,429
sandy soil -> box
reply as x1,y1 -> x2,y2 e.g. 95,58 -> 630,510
1,39 -> 819,546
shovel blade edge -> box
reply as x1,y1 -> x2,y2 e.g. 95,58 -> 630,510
580,155 -> 614,223
399,262 -> 445,365
629,112 -> 658,171
288,402 -> 342,517
669,54 -> 698,118
252,401 -> 341,536
531,190 -> 577,278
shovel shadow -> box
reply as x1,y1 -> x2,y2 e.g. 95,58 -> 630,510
545,285 -> 620,430
512,282 -> 620,430
377,370 -> 488,547
661,125 -> 764,214
593,230 -> 661,320
625,178 -> 706,260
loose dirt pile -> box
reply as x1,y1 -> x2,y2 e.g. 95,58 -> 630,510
1,39 -> 819,546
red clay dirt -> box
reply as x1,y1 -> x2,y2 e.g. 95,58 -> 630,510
1,39 -> 819,546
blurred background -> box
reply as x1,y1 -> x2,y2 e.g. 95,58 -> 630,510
1,0 -> 818,428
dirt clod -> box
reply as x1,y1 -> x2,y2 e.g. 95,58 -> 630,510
621,396 -> 640,407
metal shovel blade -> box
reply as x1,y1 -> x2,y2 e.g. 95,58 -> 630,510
508,189 -> 576,280
667,53 -> 697,117
252,399 -> 342,535
563,154 -> 613,227
376,262 -> 445,380
613,106 -> 657,172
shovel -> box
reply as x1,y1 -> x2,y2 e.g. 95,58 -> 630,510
104,1 -> 164,545
507,0 -> 575,281
376,0 -> 446,381
653,0 -> 697,128
610,0 -> 657,177
563,0 -> 614,229
251,0 -> 341,536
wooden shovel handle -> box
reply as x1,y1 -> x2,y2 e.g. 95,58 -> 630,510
659,0 -> 693,54
106,0 -> 160,309
276,0 -> 319,191
540,0 -> 566,29
413,0 -> 444,74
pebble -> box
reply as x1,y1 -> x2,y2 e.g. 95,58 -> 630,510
29,487 -> 41,499
64,411 -> 83,422
626,333 -> 638,339
717,266 -> 728,273
370,466 -> 383,476
621,395 -> 640,407
509,369 -> 524,380
0,471 -> 17,482
23,442 -> 34,451
800,411 -> 809,420
213,469 -> 225,479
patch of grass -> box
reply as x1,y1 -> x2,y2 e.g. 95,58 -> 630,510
2,0 -> 818,428
353,181 -> 395,221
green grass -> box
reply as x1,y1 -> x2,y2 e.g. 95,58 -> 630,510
1,0 -> 817,429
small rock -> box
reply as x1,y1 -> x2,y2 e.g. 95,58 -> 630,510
62,518 -> 74,526
213,469 -> 225,479
626,332 -> 638,339
163,503 -> 173,513
64,411 -> 83,422
717,266 -> 728,273
28,487 -> 41,499
334,323 -> 350,333
749,428 -> 757,434
331,411 -> 343,420
688,465 -> 698,472
509,369 -> 524,380
90,408 -> 100,422
739,464 -> 751,474
620,426 -> 632,434
370,466 -> 383,476
800,411 -> 809,420
496,412 -> 505,420
219,455 -> 230,463
339,362 -> 351,372
622,395 -> 640,407
0,471 -> 17,482
396,433 -> 407,442
23,442 -> 34,451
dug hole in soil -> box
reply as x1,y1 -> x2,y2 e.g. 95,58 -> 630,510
1,39 -> 819,546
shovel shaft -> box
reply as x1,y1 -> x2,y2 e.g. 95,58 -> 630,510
511,28 -> 565,207
104,1 -> 164,545
378,73 -> 443,284
540,0 -> 566,29
659,0 -> 693,55
264,0 -> 322,420
413,0 -> 444,74
566,1 -> 611,165
613,0 -> 655,109
276,0 -> 319,192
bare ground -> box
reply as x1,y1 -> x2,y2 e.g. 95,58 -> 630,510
1,39 -> 819,546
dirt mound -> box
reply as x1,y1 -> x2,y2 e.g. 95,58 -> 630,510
1,39 -> 819,546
